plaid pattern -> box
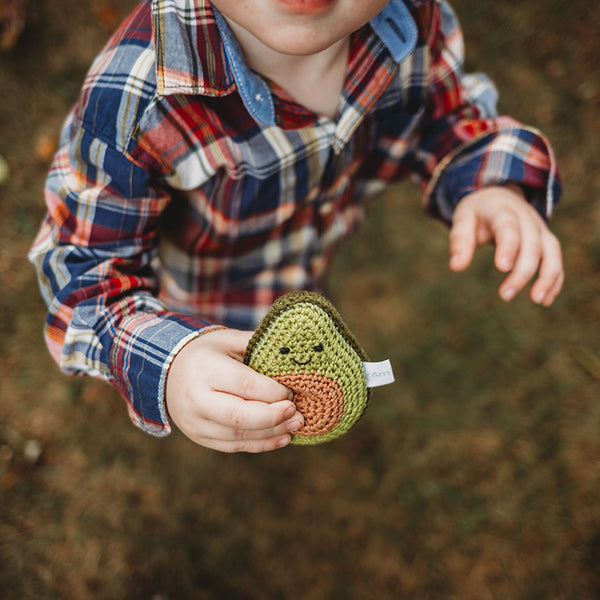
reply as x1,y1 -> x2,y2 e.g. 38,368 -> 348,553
29,0 -> 561,435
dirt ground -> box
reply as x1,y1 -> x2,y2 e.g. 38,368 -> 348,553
1,1 -> 599,598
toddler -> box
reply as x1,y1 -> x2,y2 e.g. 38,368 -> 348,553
29,0 -> 563,452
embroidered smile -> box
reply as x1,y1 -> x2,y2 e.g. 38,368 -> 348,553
279,343 -> 324,366
292,357 -> 312,366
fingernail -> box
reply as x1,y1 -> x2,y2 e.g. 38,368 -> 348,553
277,436 -> 291,448
533,291 -> 546,304
287,390 -> 295,401
284,404 -> 296,420
287,419 -> 303,432
501,287 -> 516,301
498,256 -> 512,271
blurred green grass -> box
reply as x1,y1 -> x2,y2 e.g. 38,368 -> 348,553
1,0 -> 599,598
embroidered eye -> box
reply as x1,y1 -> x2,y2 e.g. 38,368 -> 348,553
280,347 -> 290,355
313,343 -> 324,352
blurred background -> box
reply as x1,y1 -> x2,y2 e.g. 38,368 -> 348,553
1,0 -> 598,598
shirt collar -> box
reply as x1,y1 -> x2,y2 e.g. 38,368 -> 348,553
212,8 -> 276,127
370,0 -> 418,64
153,0 -> 417,126
153,0 -> 236,96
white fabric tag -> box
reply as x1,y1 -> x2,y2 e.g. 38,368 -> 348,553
363,360 -> 395,388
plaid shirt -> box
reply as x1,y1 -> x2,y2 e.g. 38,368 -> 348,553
29,0 -> 561,436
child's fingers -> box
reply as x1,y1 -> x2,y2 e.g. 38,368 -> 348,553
448,205 -> 477,271
202,434 -> 293,454
197,389 -> 296,431
492,213 -> 521,273
529,231 -> 564,306
210,354 -> 293,404
540,270 -> 564,307
184,413 -> 304,447
204,329 -> 293,404
498,218 -> 543,301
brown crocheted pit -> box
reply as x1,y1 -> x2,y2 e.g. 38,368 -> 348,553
275,373 -> 344,437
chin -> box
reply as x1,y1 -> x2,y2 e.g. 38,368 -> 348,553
261,31 -> 340,56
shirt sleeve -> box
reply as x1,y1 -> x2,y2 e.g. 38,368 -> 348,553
28,115 -> 220,436
413,0 -> 561,223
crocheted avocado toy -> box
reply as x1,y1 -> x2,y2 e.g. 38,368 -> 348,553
244,291 -> 370,445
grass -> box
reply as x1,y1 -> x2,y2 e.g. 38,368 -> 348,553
1,0 -> 599,598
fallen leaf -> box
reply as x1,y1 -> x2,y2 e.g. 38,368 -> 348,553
0,155 -> 9,185
95,1 -> 119,31
34,133 -> 59,163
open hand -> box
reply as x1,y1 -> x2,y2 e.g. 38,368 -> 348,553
448,184 -> 563,306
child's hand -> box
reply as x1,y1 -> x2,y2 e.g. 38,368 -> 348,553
448,184 -> 563,306
166,329 -> 302,452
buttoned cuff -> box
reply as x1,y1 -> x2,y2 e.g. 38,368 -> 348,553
110,311 -> 221,436
425,123 -> 562,224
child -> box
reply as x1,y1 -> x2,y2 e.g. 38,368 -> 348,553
29,0 -> 563,453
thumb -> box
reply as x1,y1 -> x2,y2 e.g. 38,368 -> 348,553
205,328 -> 254,361
449,205 -> 478,272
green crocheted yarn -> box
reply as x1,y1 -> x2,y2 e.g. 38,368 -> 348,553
244,291 -> 370,445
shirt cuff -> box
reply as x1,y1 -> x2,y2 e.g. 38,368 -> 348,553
110,311 -> 222,436
425,121 -> 562,223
